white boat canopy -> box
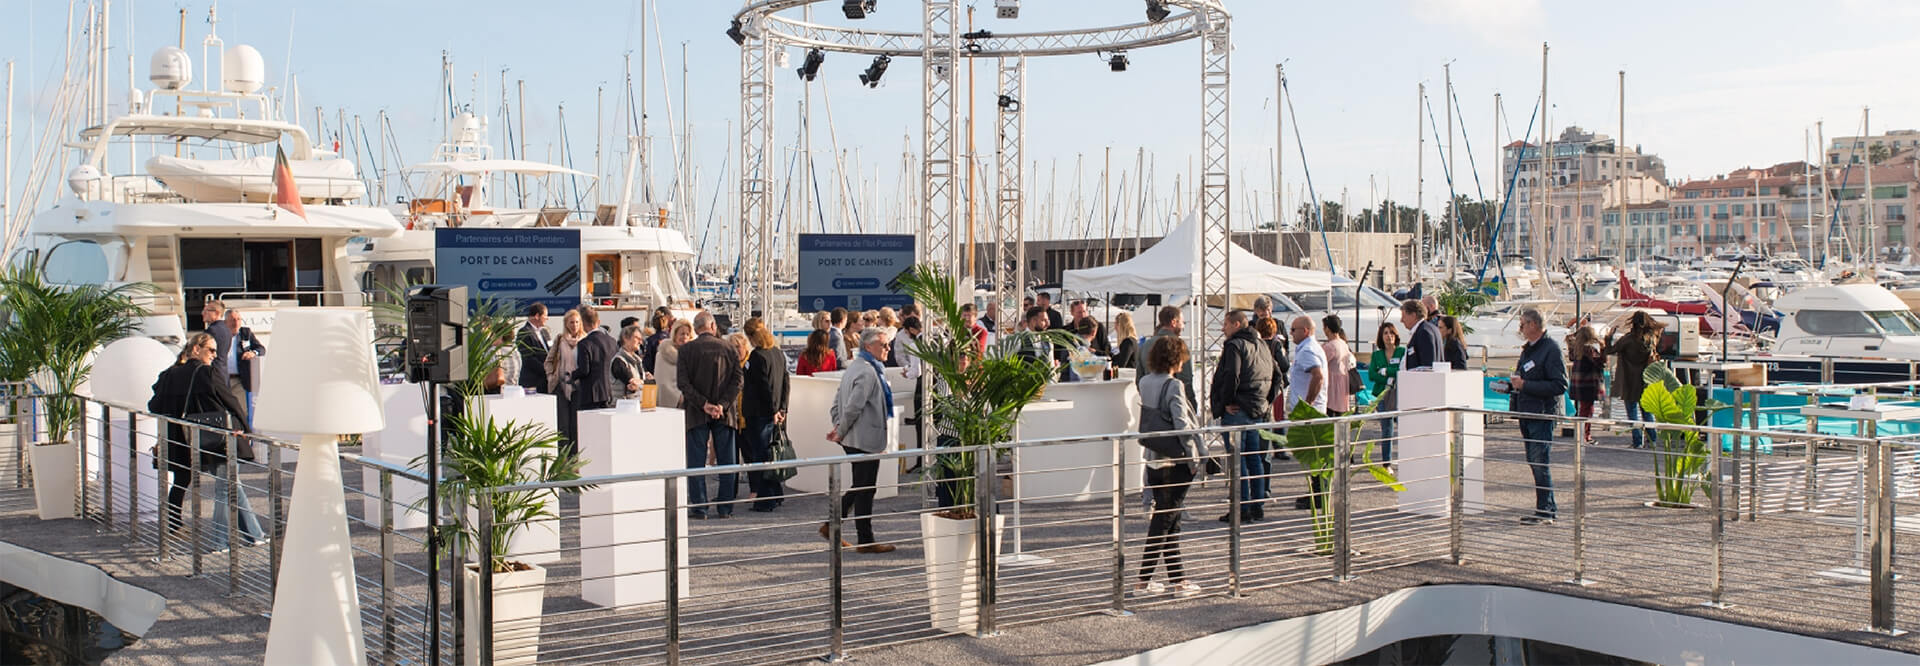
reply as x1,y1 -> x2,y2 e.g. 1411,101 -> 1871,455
1062,211 -> 1345,297
408,159 -> 594,178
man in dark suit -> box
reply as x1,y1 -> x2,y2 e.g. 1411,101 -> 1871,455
677,312 -> 744,519
570,306 -> 617,412
517,303 -> 552,391
201,301 -> 251,423
1069,300 -> 1110,356
1036,292 -> 1064,331
1400,299 -> 1444,371
223,307 -> 266,425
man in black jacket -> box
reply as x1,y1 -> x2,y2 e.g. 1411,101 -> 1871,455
1069,300 -> 1110,356
1508,308 -> 1568,524
570,306 -> 617,409
1399,299 -> 1443,371
678,312 -> 744,519
517,303 -> 553,390
1210,309 -> 1278,522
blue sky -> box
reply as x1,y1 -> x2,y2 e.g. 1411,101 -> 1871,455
4,0 -> 1917,250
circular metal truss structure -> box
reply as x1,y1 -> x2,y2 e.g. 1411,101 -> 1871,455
731,0 -> 1233,372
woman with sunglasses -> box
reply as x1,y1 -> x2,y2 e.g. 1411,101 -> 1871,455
149,332 -> 257,551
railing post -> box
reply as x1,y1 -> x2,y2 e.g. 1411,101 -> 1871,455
1747,390 -> 1761,522
267,441 -> 283,603
126,411 -> 138,541
76,404 -> 90,520
189,426 -> 205,576
1708,420 -> 1726,608
1871,437 -> 1896,633
664,476 -> 682,665
1332,418 -> 1353,581
1569,421 -> 1591,586
475,491 -> 495,666
225,432 -> 241,597
1109,436 -> 1131,613
100,404 -> 114,530
156,436 -> 173,561
378,469 -> 397,666
10,385 -> 23,489
1804,393 -> 1819,514
1226,429 -> 1244,597
1449,410 -> 1466,565
825,463 -> 844,662
973,445 -> 999,637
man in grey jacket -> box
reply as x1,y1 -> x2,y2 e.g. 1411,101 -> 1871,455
826,326 -> 898,553
1136,306 -> 1196,408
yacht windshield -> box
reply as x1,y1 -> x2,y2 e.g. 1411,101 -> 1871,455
1870,310 -> 1920,336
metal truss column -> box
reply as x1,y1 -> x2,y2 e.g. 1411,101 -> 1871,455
739,28 -> 775,317
922,0 -> 962,279
1196,7 -> 1232,380
994,57 -> 1027,312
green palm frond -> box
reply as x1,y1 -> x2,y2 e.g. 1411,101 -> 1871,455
0,264 -> 150,440
414,412 -> 589,572
892,264 -> 1076,514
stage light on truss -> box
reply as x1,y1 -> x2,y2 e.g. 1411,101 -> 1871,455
797,48 -> 826,81
995,0 -> 1019,19
1145,0 -> 1171,23
843,0 -> 875,19
997,94 -> 1020,111
859,55 -> 892,87
1108,51 -> 1130,72
726,19 -> 746,45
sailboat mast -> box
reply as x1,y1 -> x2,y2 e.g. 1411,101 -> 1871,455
1615,69 -> 1626,263
1818,120 -> 1830,263
1865,106 -> 1875,264
1275,64 -> 1285,265
1416,82 -> 1424,279
1445,63 -> 1456,276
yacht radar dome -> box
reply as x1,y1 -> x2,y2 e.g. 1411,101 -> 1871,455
452,111 -> 485,146
148,47 -> 192,90
222,45 -> 266,94
67,165 -> 101,196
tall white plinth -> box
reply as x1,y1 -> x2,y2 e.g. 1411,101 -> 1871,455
471,393 -> 562,565
1013,380 -> 1144,503
577,408 -> 690,607
362,383 -> 430,530
1397,369 -> 1484,517
786,375 -> 900,499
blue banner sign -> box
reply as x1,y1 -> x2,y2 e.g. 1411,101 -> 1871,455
435,228 -> 582,313
797,233 -> 915,313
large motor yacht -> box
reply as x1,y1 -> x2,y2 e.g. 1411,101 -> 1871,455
9,45 -> 402,343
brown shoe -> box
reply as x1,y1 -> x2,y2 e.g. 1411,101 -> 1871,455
818,523 -> 852,548
855,543 -> 897,554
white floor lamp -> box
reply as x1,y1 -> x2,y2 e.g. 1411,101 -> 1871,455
256,308 -> 385,665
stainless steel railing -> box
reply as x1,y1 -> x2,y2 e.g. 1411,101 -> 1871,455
26,390 -> 1920,662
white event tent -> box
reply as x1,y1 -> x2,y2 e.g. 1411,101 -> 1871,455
1061,211 -> 1347,298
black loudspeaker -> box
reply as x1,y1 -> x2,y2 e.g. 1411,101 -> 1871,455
406,285 -> 469,384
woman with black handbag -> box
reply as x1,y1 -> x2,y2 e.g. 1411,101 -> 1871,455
1134,335 -> 1203,598
149,332 -> 257,551
740,318 -> 791,512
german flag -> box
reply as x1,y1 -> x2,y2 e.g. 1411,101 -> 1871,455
272,145 -> 307,219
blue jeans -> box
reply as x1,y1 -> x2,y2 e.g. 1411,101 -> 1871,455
685,422 -> 738,516
1378,418 -> 1397,462
1222,411 -> 1267,512
1519,418 -> 1556,518
1623,399 -> 1648,448
207,463 -> 265,549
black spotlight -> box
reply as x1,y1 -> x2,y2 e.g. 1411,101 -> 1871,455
843,0 -> 875,19
726,19 -> 746,45
797,48 -> 825,81
997,94 -> 1020,111
1145,0 -> 1171,23
1108,52 -> 1130,72
859,55 -> 891,87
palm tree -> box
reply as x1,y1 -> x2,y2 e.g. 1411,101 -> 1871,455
893,264 -> 1076,518
421,414 -> 586,573
0,265 -> 149,444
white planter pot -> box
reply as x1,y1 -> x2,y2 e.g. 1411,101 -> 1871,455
463,562 -> 547,666
920,512 -> 1004,635
30,441 -> 77,520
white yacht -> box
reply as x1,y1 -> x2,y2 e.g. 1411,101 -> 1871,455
351,111 -> 697,325
8,45 -> 402,342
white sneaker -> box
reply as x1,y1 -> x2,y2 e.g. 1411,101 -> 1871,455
1172,581 -> 1202,598
1133,580 -> 1166,596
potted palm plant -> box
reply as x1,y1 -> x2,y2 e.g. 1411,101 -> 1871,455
417,414 -> 584,666
894,264 -> 1075,634
0,266 -> 147,520
1638,363 -> 1728,508
1261,397 -> 1403,555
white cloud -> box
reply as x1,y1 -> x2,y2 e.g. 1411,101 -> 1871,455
1410,0 -> 1547,50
